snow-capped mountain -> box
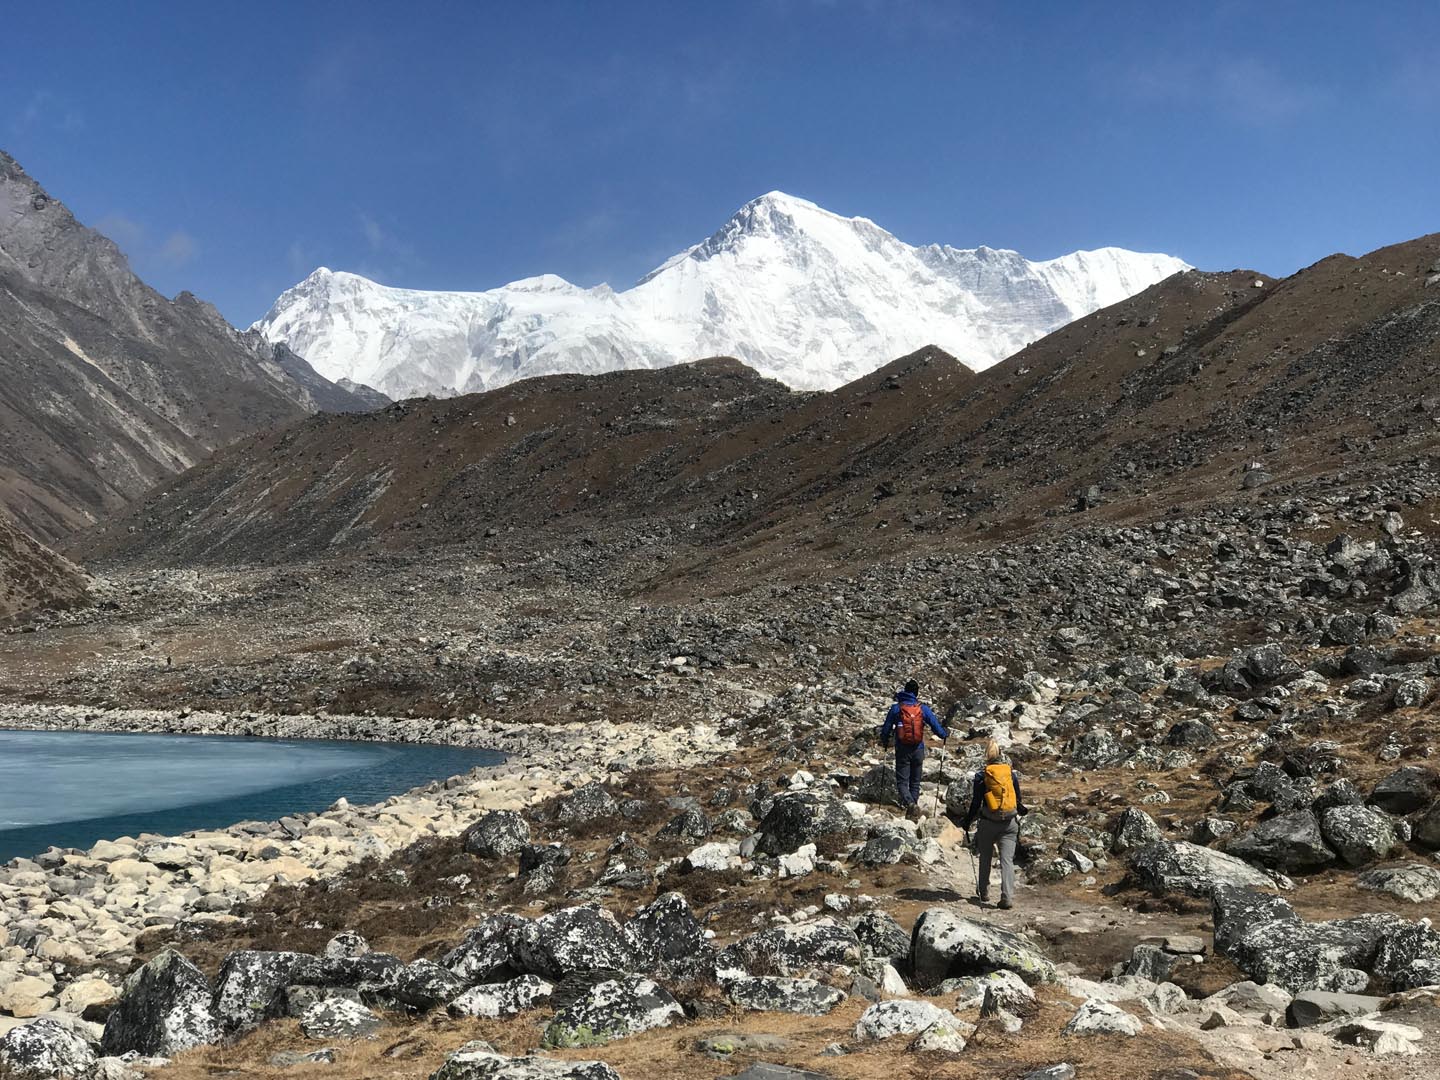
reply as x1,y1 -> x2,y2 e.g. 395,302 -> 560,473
255,192 -> 1188,398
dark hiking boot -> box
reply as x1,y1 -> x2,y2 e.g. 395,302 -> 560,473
998,898 -> 1013,910
904,804 -> 920,822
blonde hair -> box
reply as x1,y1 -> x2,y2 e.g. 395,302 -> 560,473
984,738 -> 1005,763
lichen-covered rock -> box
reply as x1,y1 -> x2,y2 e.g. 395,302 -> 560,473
850,911 -> 911,967
1370,767 -> 1435,814
1110,807 -> 1162,854
1061,999 -> 1142,1037
211,950 -> 323,1035
1225,811 -> 1335,873
556,783 -> 618,824
623,892 -> 714,981
443,915 -> 529,985
910,909 -> 1056,988
1319,804 -> 1399,867
853,763 -> 902,806
852,999 -> 952,1040
540,975 -> 682,1048
319,951 -> 405,992
300,997 -> 382,1040
726,976 -> 847,1016
1128,841 -> 1286,898
0,1017 -> 97,1080
461,810 -> 531,859
755,791 -> 855,856
1212,885 -> 1410,993
1373,920 -> 1440,990
720,921 -> 863,976
656,806 -> 711,843
430,1043 -> 621,1080
101,949 -> 221,1056
322,931 -> 371,960
1357,864 -> 1440,904
391,960 -> 468,1012
516,906 -> 639,981
449,976 -> 554,1020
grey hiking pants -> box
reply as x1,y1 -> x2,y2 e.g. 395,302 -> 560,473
975,812 -> 1019,902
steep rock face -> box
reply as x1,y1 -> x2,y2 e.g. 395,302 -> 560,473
0,151 -> 381,542
255,191 -> 1186,398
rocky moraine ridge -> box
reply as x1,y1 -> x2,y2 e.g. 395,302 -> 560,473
1,455 -> 1439,1079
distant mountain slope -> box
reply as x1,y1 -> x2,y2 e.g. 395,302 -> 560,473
82,232 -> 1440,583
0,151 -> 385,542
254,192 -> 1187,398
0,510 -> 87,621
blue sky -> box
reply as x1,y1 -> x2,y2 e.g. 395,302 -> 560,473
6,1 -> 1438,325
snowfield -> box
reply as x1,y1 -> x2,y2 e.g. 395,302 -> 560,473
255,192 -> 1188,399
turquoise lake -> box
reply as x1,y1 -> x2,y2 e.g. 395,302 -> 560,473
0,728 -> 502,863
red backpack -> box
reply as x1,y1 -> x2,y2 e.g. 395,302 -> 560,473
897,702 -> 926,746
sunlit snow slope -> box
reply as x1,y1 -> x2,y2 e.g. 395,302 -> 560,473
256,192 -> 1188,398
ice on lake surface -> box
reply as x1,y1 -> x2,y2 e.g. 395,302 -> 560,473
0,729 -> 501,861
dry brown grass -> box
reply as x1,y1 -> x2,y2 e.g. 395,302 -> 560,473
157,992 -> 1251,1080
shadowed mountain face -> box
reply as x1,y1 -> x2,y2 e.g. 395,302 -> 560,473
76,231 -> 1440,586
0,151 -> 384,544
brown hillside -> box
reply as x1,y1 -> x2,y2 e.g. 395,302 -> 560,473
75,236 -> 1440,587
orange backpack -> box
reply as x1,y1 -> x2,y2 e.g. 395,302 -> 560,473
983,763 -> 1018,816
897,703 -> 926,746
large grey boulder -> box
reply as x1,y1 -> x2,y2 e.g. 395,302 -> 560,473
1414,800 -> 1440,848
755,791 -> 855,856
852,763 -> 901,806
854,999 -> 957,1040
540,975 -> 682,1048
391,960 -> 468,1012
1320,805 -> 1400,867
461,811 -> 531,859
1225,811 -> 1335,873
1373,920 -> 1440,990
0,1017 -> 97,1080
300,997 -> 382,1040
1212,885 -> 1409,993
557,783 -> 618,824
850,911 -> 911,967
515,906 -> 639,981
1357,864 -> 1440,903
443,914 -> 529,984
1285,990 -> 1381,1027
1127,841 -> 1284,898
726,976 -> 847,1016
448,976 -> 554,1019
1061,999 -> 1142,1037
101,949 -> 221,1056
1370,767 -> 1435,814
431,1043 -> 621,1080
212,950 -> 322,1035
721,921 -> 863,976
1110,807 -> 1163,854
910,909 -> 1056,988
623,892 -> 714,981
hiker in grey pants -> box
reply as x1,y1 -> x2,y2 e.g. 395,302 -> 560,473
959,739 -> 1030,909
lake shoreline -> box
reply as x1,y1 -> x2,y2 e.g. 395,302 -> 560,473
0,702 -> 734,1029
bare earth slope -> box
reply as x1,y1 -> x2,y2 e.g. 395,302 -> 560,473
0,510 -> 87,621
0,151 -> 382,543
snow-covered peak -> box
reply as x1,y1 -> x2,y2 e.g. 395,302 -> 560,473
255,193 -> 1189,399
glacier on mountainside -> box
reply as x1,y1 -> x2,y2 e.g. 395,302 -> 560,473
255,192 -> 1188,399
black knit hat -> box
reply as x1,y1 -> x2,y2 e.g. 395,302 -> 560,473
904,678 -> 920,695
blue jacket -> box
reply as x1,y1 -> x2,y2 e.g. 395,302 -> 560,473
880,691 -> 948,748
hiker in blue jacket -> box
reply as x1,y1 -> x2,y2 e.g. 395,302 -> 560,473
879,679 -> 948,820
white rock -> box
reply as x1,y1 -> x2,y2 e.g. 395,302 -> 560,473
1062,999 -> 1143,1037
